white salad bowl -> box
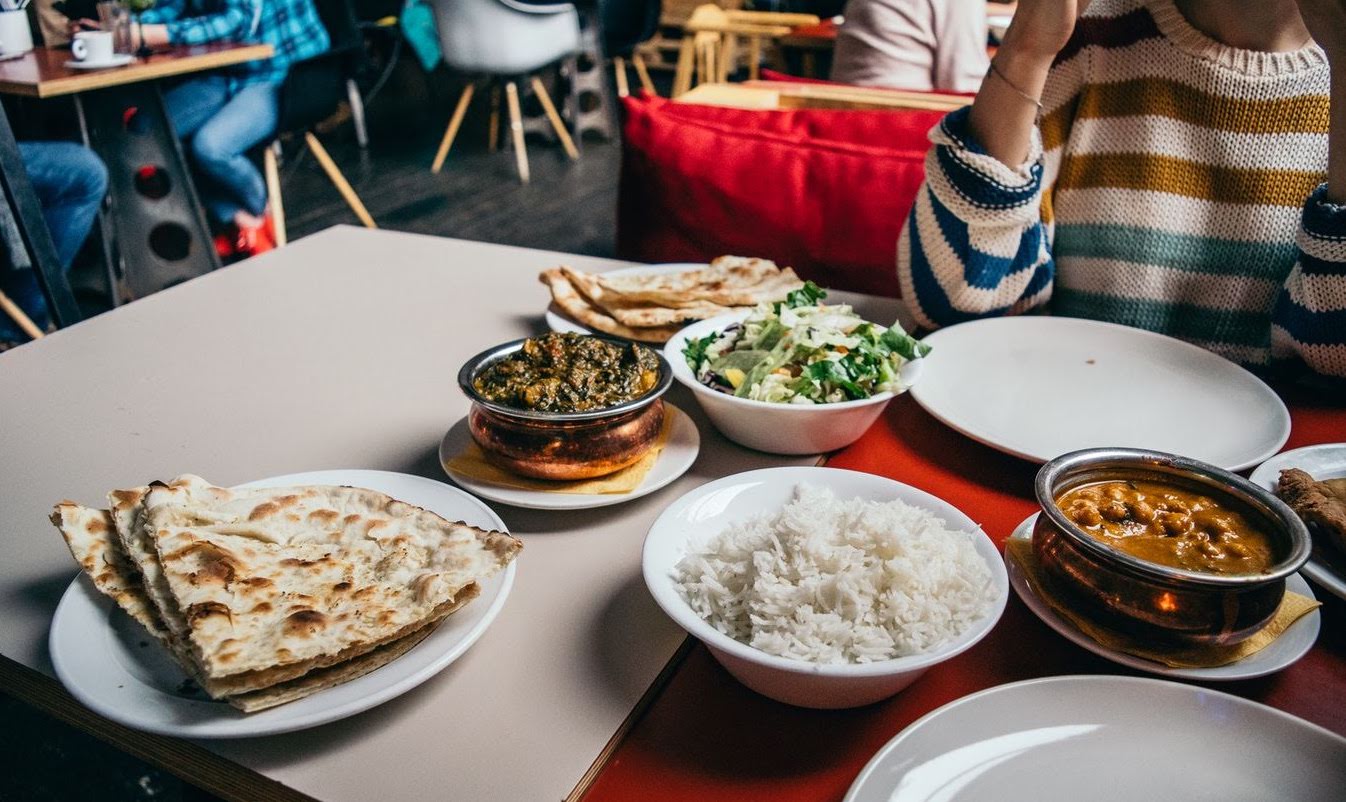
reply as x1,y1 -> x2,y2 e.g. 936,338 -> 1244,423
665,312 -> 924,455
642,467 -> 1009,709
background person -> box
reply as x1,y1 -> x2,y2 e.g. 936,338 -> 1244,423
74,0 -> 330,255
898,0 -> 1346,381
831,0 -> 991,91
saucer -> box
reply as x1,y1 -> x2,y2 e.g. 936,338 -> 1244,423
65,54 -> 135,70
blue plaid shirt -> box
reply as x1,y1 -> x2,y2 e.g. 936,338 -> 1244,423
140,0 -> 330,87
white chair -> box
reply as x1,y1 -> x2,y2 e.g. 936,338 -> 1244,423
429,0 -> 581,183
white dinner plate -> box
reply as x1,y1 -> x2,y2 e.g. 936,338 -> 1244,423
49,469 -> 517,738
908,317 -> 1290,471
1250,444 -> 1346,602
545,262 -> 706,336
439,402 -> 700,510
1005,513 -> 1319,681
844,675 -> 1346,802
64,54 -> 135,70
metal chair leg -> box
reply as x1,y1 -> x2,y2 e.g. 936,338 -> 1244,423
504,81 -> 529,184
263,142 -> 287,247
431,83 -> 475,174
346,78 -> 369,149
304,132 -> 376,228
530,76 -> 579,161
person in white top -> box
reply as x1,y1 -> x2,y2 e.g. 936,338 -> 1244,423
831,0 -> 994,92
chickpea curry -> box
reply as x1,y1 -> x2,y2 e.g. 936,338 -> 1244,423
473,333 -> 660,413
1056,480 -> 1277,575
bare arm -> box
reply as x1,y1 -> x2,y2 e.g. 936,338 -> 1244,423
967,1 -> 1091,166
1297,0 -> 1346,201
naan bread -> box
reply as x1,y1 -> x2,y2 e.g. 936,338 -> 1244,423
540,268 -> 681,343
51,503 -> 167,640
53,499 -> 456,708
593,256 -> 803,308
143,476 -> 521,681
559,266 -> 736,328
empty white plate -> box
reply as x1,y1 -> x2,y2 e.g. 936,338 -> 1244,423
49,469 -> 517,738
439,403 -> 700,510
909,317 -> 1290,470
1005,513 -> 1319,681
845,675 -> 1346,802
1250,443 -> 1346,602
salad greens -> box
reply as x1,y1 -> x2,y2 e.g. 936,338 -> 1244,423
682,282 -> 930,404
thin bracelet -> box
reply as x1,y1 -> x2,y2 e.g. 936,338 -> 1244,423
988,59 -> 1044,115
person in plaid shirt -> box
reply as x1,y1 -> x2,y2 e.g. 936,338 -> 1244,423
82,0 -> 330,254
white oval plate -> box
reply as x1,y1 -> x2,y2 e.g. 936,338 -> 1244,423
545,263 -> 707,335
1005,513 -> 1319,680
909,317 -> 1290,471
49,469 -> 517,738
643,467 -> 1009,681
439,403 -> 700,510
844,675 -> 1346,802
1250,443 -> 1346,602
64,54 -> 135,70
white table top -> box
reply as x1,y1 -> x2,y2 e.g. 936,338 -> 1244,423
0,226 -> 900,801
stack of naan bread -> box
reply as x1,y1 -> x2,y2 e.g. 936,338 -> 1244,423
541,256 -> 805,343
52,475 -> 521,713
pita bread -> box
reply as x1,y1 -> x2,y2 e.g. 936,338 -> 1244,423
52,500 -> 456,708
142,475 -> 520,681
540,268 -> 681,343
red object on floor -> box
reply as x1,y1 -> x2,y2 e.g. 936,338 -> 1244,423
582,386 -> 1346,801
617,95 -> 949,298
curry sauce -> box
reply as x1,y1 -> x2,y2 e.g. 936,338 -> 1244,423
1056,480 -> 1277,575
473,333 -> 660,413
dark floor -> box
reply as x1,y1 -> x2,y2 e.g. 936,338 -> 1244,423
5,60 -> 630,802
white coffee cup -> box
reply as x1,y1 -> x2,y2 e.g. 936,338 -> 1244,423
0,10 -> 35,57
71,31 -> 116,65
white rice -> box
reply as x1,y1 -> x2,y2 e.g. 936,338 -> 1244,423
672,484 -> 995,664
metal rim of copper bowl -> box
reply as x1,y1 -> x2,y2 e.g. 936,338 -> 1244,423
457,334 -> 673,423
1034,447 -> 1311,589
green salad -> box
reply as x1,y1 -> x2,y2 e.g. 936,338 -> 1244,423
682,282 -> 930,404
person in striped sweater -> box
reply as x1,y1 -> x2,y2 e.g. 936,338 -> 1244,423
898,0 -> 1346,381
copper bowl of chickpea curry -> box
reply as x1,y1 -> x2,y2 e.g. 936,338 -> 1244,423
458,333 -> 672,480
1033,448 -> 1311,647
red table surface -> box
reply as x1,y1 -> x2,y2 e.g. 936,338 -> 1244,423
585,387 -> 1346,801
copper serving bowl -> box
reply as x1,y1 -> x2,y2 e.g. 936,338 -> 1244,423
457,337 -> 673,481
1032,448 -> 1311,647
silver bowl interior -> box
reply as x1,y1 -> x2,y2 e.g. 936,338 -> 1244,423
457,335 -> 673,422
1034,448 -> 1312,588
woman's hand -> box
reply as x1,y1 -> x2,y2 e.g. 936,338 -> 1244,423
999,0 -> 1093,61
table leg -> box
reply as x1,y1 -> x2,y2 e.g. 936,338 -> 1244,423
73,96 -> 123,308
78,84 -> 220,300
0,104 -> 81,327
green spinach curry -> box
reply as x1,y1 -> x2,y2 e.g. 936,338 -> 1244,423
474,333 -> 660,413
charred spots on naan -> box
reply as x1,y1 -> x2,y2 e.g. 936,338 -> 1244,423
283,609 -> 329,637
331,581 -> 353,593
185,601 -> 233,628
250,601 -> 274,614
280,554 -> 334,570
307,508 -> 340,525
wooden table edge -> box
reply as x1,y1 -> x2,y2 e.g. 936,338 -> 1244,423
0,44 -> 275,98
0,655 -> 311,802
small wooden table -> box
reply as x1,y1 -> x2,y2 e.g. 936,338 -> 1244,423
0,43 -> 274,314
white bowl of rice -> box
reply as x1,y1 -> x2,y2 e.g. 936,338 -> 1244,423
643,467 -> 1008,709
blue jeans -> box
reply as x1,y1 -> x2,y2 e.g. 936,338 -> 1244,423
163,76 -> 279,225
0,142 -> 107,339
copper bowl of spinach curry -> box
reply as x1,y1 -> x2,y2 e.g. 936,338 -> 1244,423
458,333 -> 672,480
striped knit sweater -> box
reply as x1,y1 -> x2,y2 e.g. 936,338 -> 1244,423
898,0 -> 1346,380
